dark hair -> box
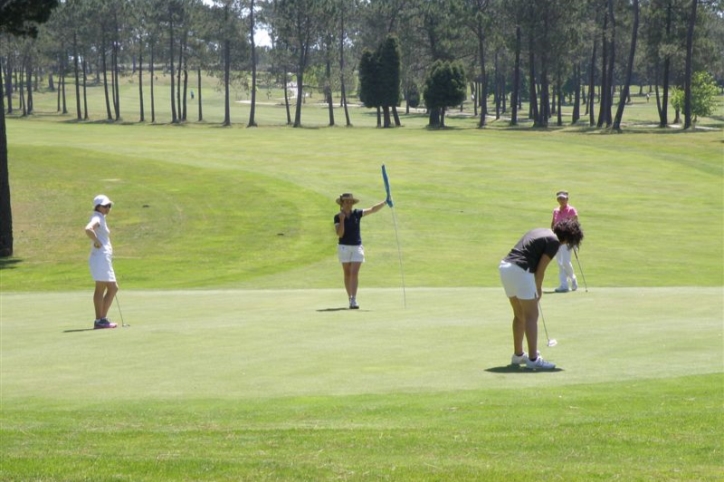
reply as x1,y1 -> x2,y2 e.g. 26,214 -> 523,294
553,218 -> 584,249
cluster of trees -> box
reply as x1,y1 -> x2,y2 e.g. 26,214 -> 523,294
1,0 -> 722,256
1,0 -> 722,130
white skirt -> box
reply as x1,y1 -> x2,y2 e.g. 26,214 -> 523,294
89,251 -> 116,282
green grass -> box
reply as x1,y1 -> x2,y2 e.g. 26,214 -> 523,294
2,118 -> 722,290
1,288 -> 722,481
1,90 -> 723,480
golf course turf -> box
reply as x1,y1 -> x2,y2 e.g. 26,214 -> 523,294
1,90 -> 722,480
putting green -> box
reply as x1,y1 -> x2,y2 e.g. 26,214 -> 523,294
2,288 -> 720,402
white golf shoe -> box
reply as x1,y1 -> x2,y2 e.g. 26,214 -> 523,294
526,356 -> 556,370
511,351 -> 539,365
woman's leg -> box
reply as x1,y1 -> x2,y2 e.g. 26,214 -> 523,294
93,282 -> 106,320
347,262 -> 362,298
342,263 -> 353,297
508,297 -> 526,355
519,297 -> 540,357
556,248 -> 568,289
99,281 -> 118,319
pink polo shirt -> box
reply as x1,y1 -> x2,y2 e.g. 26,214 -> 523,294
552,205 -> 578,225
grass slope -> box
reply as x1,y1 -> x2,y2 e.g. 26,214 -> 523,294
0,102 -> 722,481
2,119 -> 722,290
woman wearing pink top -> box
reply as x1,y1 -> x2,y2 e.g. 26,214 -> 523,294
551,191 -> 579,292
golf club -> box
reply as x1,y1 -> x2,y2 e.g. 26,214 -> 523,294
115,293 -> 130,327
538,301 -> 557,347
573,247 -> 589,292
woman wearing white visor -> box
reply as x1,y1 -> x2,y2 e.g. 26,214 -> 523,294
85,194 -> 119,329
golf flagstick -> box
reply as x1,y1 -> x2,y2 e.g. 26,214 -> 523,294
382,164 -> 407,308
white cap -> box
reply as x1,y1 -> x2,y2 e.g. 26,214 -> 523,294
93,194 -> 113,208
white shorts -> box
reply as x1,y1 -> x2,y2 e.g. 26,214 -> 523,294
499,260 -> 536,300
338,244 -> 365,264
89,251 -> 116,282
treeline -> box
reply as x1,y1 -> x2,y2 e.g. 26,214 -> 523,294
1,0 -> 722,129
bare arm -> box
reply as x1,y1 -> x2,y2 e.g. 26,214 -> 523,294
85,219 -> 101,248
363,200 -> 387,216
535,254 -> 554,299
335,212 -> 345,238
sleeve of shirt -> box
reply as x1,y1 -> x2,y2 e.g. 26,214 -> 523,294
545,238 -> 561,258
333,213 -> 340,224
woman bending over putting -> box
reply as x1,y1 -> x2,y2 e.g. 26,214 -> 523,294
85,194 -> 119,329
334,193 -> 387,309
498,218 -> 584,369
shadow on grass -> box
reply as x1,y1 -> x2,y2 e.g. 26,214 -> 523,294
0,258 -> 22,270
316,307 -> 373,312
485,365 -> 564,374
63,328 -> 96,333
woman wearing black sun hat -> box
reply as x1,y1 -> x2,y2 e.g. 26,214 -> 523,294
333,193 -> 387,309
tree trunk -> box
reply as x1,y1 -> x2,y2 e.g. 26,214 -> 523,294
392,106 -> 401,126
604,0 -> 616,127
182,66 -> 188,121
477,29 -> 487,127
683,0 -> 697,129
658,2 -> 673,127
223,38 -> 231,126
177,39 -> 183,121
73,32 -> 81,120
293,43 -> 309,127
339,2 -> 351,126
380,106 -> 390,128
60,56 -> 66,115
56,58 -> 61,111
18,66 -> 26,116
248,0 -> 258,127
82,59 -> 88,120
613,0 -> 639,131
150,43 -> 156,123
25,56 -> 33,114
112,36 -> 120,120
0,64 -> 13,257
556,79 -> 562,126
283,70 -> 291,125
197,67 -> 203,121
170,9 -> 177,124
510,25 -> 521,126
139,45 -> 145,122
102,36 -> 112,120
572,63 -> 581,124
325,52 -> 334,126
4,60 -> 13,114
528,34 -> 538,123
597,13 -> 609,128
588,39 -> 597,125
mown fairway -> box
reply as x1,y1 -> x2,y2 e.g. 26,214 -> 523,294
1,93 -> 722,481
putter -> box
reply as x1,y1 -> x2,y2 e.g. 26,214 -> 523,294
573,247 -> 589,292
538,301 -> 557,347
115,294 -> 130,327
